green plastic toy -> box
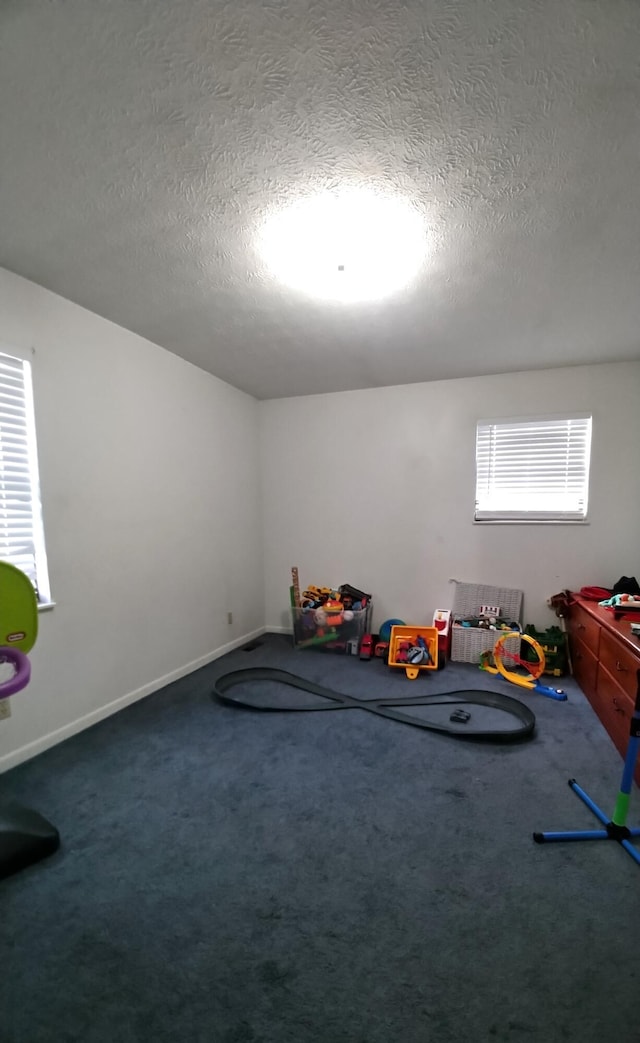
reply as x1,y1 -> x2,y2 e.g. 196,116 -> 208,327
0,560 -> 38,653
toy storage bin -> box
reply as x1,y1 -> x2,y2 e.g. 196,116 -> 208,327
388,625 -> 438,680
450,581 -> 524,664
292,601 -> 372,651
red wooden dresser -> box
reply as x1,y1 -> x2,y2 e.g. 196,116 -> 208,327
566,594 -> 640,786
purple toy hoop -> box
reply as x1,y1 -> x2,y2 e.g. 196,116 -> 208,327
0,646 -> 31,698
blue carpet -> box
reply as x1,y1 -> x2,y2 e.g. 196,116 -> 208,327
2,635 -> 639,1043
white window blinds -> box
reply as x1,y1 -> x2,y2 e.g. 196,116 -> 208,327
0,350 -> 50,598
475,415 -> 592,522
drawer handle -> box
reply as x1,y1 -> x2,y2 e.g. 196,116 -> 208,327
577,623 -> 586,630
613,697 -> 625,713
615,660 -> 628,673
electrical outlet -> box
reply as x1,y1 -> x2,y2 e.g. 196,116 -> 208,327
227,611 -> 233,625
0,699 -> 11,721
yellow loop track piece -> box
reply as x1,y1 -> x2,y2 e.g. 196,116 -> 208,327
494,631 -> 545,691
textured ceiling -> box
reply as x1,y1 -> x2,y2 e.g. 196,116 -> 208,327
1,0 -> 640,399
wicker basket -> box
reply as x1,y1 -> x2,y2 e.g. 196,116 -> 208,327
450,581 -> 524,664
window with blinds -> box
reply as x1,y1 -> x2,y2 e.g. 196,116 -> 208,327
475,415 -> 592,522
0,349 -> 51,600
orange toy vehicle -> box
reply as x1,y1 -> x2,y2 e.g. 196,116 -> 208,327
323,598 -> 344,626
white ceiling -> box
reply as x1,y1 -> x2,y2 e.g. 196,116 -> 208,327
2,0 -> 640,399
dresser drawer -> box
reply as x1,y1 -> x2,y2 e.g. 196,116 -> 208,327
567,604 -> 600,657
598,629 -> 640,705
571,636 -> 598,698
595,664 -> 640,779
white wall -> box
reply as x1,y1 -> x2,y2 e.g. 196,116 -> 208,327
0,268 -> 263,770
261,362 -> 640,633
2,270 -> 638,772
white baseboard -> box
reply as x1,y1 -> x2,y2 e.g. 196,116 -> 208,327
266,624 -> 293,634
0,626 -> 267,773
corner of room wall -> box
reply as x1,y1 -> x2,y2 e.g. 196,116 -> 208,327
0,267 -> 265,771
259,361 -> 640,634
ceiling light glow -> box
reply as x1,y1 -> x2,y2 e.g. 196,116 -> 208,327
259,188 -> 426,302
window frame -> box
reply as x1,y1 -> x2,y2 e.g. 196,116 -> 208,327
0,343 -> 52,604
474,412 -> 593,525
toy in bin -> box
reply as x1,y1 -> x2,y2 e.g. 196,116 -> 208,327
388,625 -> 439,680
290,569 -> 372,651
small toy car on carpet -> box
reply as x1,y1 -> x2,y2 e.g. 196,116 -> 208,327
359,634 -> 374,660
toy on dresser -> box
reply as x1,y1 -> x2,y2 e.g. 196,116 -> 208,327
599,593 -> 640,620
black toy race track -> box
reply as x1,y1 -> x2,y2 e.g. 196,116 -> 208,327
213,667 -> 536,742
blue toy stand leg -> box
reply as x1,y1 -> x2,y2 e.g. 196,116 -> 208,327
534,669 -> 640,868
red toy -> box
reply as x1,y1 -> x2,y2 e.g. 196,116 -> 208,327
433,609 -> 452,662
360,634 -> 374,660
395,640 -> 412,664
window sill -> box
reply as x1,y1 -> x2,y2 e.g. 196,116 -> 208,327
473,519 -> 590,526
